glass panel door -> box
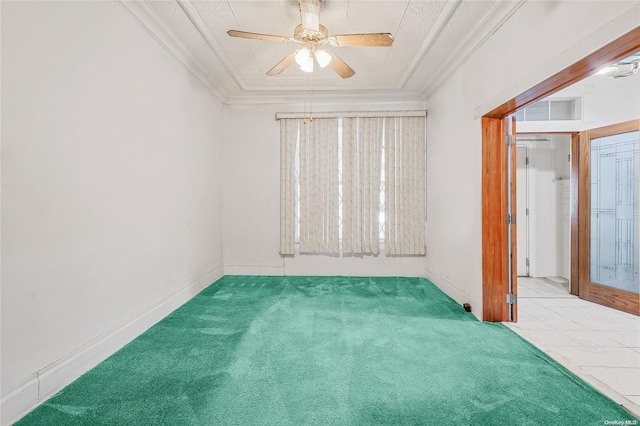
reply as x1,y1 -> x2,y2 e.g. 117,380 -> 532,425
590,131 -> 639,292
579,121 -> 640,315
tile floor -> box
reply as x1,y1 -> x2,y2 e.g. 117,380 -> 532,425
503,276 -> 640,418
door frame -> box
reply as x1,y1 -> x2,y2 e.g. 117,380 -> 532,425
481,27 -> 640,322
515,145 -> 529,278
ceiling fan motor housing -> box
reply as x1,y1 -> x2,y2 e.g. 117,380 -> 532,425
294,24 -> 328,51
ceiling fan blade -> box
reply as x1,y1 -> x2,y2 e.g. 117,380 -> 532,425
328,51 -> 355,79
266,52 -> 297,76
328,33 -> 394,47
299,0 -> 321,31
227,30 -> 290,43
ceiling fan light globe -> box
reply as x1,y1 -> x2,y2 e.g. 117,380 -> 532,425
314,49 -> 332,68
300,59 -> 314,73
295,48 -> 311,66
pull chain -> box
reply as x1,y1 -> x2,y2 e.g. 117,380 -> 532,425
309,71 -> 313,122
303,72 -> 308,124
302,70 -> 314,124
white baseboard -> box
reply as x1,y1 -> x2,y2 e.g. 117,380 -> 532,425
423,266 -> 480,320
224,264 -> 285,276
1,267 -> 223,426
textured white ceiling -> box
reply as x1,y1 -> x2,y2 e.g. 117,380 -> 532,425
137,1 -> 524,104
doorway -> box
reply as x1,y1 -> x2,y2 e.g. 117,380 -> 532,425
481,27 -> 640,322
516,134 -> 573,299
515,134 -> 572,286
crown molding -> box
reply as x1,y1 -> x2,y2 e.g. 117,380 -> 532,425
116,0 -> 228,103
175,0 -> 248,92
224,89 -> 425,107
117,0 -> 528,107
398,0 -> 462,89
419,0 -> 526,101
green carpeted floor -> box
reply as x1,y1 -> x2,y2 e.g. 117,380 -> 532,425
16,276 -> 639,425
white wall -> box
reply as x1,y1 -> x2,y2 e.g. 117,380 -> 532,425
223,101 -> 427,277
519,70 -> 640,134
571,71 -> 639,130
424,0 -> 639,317
1,2 -> 224,423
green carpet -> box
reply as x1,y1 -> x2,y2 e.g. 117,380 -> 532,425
16,276 -> 638,425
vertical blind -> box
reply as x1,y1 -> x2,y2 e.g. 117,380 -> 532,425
279,119 -> 297,255
342,117 -> 383,255
299,118 -> 340,253
384,116 -> 426,255
279,111 -> 426,256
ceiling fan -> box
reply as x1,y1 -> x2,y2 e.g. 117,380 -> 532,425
227,0 -> 394,79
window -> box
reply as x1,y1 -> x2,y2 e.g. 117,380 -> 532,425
279,112 -> 426,257
514,98 -> 582,121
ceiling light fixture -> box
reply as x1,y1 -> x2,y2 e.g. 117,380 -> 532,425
300,59 -> 314,73
610,62 -> 639,78
596,62 -> 639,78
295,47 -> 331,73
595,52 -> 640,78
314,49 -> 332,68
295,48 -> 314,73
295,48 -> 311,66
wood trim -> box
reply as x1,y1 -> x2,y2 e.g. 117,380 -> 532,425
517,131 -> 583,135
485,26 -> 640,118
578,131 -> 591,299
586,283 -> 640,316
482,117 -> 509,322
510,118 -> 518,322
570,133 -> 580,296
588,120 -> 639,139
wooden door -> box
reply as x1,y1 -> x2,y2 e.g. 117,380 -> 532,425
578,120 -> 640,315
